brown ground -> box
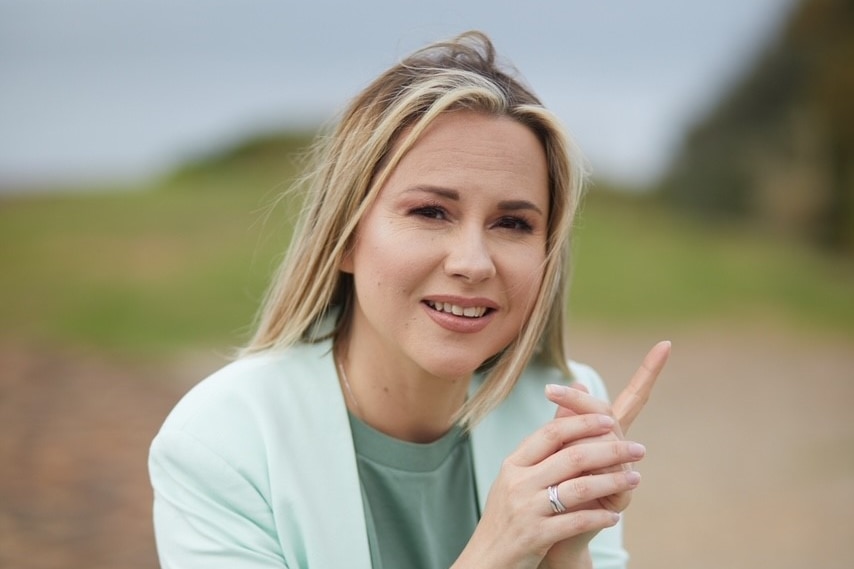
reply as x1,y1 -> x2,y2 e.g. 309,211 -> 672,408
1,323 -> 852,569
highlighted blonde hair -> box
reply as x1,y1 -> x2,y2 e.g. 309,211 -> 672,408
245,31 -> 587,427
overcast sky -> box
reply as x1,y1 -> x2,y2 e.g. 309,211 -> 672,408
0,0 -> 797,191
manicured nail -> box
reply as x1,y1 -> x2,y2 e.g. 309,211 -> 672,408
599,415 -> 615,428
545,384 -> 569,396
628,443 -> 646,459
625,471 -> 641,486
610,512 -> 621,524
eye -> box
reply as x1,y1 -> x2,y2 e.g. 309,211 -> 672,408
409,205 -> 448,220
494,216 -> 534,233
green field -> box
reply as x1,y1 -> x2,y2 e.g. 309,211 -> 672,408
2,141 -> 852,356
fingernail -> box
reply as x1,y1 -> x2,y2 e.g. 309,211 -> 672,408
625,471 -> 641,486
610,512 -> 621,525
628,442 -> 646,459
599,415 -> 615,428
546,384 -> 569,396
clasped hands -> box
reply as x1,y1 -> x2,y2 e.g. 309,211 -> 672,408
537,340 -> 671,567
459,341 -> 671,569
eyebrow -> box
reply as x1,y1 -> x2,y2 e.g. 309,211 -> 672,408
405,185 -> 545,216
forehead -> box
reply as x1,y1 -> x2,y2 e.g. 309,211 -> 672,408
381,111 -> 549,201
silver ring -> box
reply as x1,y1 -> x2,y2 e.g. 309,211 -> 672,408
547,484 -> 566,514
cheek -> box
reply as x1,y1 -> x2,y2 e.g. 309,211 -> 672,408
355,225 -> 432,288
503,249 -> 547,306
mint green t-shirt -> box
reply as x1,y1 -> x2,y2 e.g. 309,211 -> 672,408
348,413 -> 480,569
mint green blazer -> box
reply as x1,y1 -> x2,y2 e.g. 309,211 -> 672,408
149,339 -> 628,568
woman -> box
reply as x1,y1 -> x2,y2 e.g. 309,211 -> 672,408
149,31 -> 670,569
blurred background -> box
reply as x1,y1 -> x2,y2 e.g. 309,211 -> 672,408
1,0 -> 852,568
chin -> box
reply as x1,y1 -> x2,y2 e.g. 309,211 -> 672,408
420,351 -> 499,381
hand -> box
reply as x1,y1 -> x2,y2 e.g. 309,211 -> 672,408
455,413 -> 645,569
555,340 -> 671,432
540,341 -> 671,567
553,339 -> 671,499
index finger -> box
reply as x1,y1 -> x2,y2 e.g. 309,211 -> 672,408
510,414 -> 616,466
613,340 -> 671,434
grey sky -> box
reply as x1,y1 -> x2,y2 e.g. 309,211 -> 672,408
0,0 -> 796,190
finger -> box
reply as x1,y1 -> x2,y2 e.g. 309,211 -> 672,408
552,382 -> 590,419
538,440 -> 646,484
613,340 -> 671,434
511,414 -> 615,466
596,486 -> 634,514
546,470 -> 640,515
541,508 -> 621,542
546,383 -> 611,418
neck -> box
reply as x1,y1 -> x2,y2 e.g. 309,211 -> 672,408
336,342 -> 470,444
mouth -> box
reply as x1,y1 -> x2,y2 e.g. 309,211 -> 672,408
424,300 -> 492,319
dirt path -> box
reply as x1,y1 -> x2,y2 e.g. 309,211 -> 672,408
0,342 -> 220,569
569,323 -> 854,569
1,324 -> 852,569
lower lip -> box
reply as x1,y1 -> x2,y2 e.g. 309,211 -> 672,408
422,303 -> 494,333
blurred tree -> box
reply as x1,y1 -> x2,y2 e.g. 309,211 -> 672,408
661,0 -> 853,255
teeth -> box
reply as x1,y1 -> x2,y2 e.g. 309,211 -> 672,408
428,301 -> 487,318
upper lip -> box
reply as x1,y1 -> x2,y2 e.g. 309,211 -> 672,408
422,295 -> 499,310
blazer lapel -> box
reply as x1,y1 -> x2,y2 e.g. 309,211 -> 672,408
279,339 -> 373,569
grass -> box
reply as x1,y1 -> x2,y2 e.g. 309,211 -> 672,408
2,145 -> 852,357
569,191 -> 854,333
0,175 -> 297,354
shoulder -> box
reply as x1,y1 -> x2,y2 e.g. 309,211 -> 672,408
149,340 -> 348,516
162,341 -> 332,425
150,341 -> 339,471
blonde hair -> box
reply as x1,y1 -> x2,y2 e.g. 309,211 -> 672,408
245,31 -> 587,427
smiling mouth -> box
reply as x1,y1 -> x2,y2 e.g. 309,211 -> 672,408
425,300 -> 490,318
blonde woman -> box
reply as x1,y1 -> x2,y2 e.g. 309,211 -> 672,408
149,31 -> 670,569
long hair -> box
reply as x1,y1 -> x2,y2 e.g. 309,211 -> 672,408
244,31 -> 587,427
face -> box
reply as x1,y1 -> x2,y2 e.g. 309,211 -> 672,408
340,111 -> 550,381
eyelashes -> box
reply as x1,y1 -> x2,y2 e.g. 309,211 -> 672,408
407,204 -> 535,234
493,216 -> 534,232
410,205 -> 447,220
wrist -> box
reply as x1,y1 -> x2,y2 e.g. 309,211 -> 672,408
540,544 -> 592,569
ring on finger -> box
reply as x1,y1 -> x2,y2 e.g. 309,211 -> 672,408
547,484 -> 567,514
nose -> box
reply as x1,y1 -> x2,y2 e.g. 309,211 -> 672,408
443,227 -> 497,283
